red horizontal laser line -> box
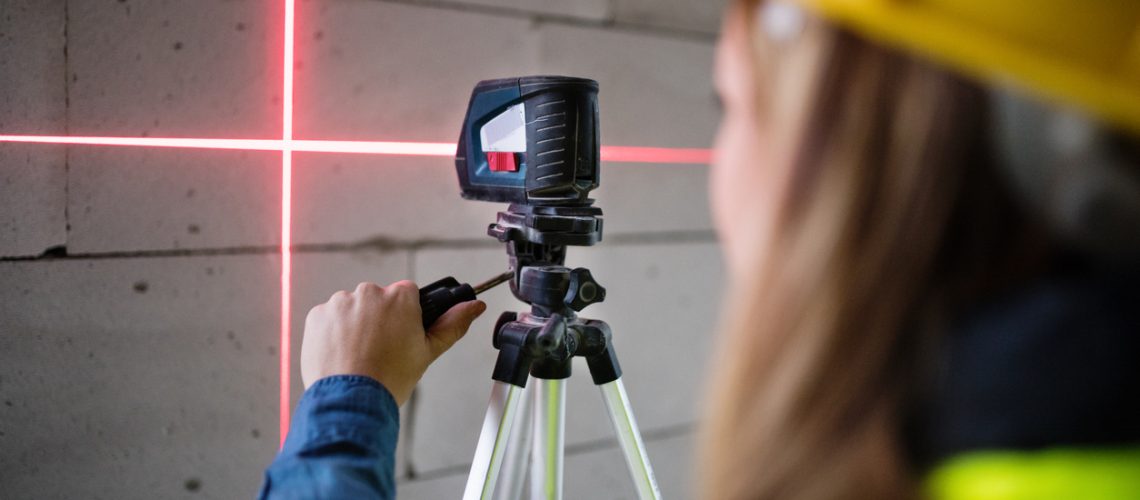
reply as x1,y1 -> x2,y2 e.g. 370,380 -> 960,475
0,135 -> 282,151
600,146 -> 713,164
2,0 -> 712,457
0,135 -> 712,164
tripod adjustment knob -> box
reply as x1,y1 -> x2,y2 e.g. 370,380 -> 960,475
566,268 -> 606,312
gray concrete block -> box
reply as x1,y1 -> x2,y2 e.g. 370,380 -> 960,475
294,0 -> 715,146
538,23 -> 718,234
67,0 -> 280,138
290,144 -> 712,246
290,152 -> 502,246
0,0 -> 65,132
290,10 -> 717,244
66,148 -> 281,253
592,162 -> 713,236
538,24 -> 718,149
0,0 -> 68,257
612,0 -> 729,36
434,0 -> 611,20
293,0 -> 540,142
409,241 -> 722,473
0,145 -> 68,257
0,255 -> 279,499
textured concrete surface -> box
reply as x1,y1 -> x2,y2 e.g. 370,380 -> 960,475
385,0 -> 725,36
438,0 -> 611,21
1,0 -> 725,496
0,144 -> 68,258
66,148 -> 281,254
290,152 -> 504,246
613,0 -> 728,35
294,1 -> 541,142
539,24 -> 718,149
294,0 -> 717,147
0,0 -> 67,257
0,0 -> 65,134
0,256 -> 280,499
290,0 -> 717,244
288,138 -> 712,246
410,241 -> 722,473
67,0 -> 281,138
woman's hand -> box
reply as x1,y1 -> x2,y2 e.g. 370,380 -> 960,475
300,280 -> 487,405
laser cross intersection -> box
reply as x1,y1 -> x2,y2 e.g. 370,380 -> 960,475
0,3 -> 712,447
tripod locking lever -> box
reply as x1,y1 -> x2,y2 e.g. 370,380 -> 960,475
419,271 -> 512,329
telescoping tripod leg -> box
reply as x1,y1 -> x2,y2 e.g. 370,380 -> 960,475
529,378 -> 567,500
464,381 -> 526,500
494,382 -> 534,500
585,334 -> 663,500
600,378 -> 661,500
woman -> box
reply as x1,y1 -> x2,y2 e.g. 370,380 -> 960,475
703,0 -> 1140,498
262,0 -> 1140,498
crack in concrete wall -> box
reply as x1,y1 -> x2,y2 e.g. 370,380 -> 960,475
0,0 -> 724,496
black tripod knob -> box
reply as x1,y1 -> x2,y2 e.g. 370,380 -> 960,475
566,268 -> 605,311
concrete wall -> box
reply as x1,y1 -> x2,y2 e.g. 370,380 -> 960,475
0,0 -> 726,498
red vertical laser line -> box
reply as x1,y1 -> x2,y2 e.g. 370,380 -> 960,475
0,1 -> 710,448
279,0 -> 296,448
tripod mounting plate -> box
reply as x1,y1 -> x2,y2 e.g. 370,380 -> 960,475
489,203 -> 603,247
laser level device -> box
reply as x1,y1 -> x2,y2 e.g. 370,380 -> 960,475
455,76 -> 600,205
450,76 -> 662,500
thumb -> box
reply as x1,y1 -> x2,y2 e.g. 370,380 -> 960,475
426,300 -> 487,357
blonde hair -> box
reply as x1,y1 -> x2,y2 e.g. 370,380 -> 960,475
700,2 -> 1045,498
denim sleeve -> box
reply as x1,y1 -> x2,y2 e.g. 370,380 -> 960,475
259,375 -> 399,500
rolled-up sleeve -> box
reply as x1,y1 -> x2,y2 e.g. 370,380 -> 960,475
259,375 -> 399,500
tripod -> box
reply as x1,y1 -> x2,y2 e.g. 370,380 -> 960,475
461,204 -> 662,500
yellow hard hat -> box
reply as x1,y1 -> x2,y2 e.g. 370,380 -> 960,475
789,0 -> 1140,136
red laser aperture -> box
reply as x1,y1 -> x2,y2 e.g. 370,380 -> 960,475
487,152 -> 518,172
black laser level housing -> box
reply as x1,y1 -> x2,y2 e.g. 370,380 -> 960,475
454,75 -> 605,305
455,76 -> 600,206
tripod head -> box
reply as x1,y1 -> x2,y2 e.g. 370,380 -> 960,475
454,78 -> 660,500
455,76 -> 605,308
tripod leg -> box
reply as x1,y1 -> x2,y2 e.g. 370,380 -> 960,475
464,381 -> 526,500
494,381 -> 533,500
599,378 -> 662,500
529,378 -> 567,500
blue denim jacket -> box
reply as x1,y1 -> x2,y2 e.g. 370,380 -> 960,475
260,375 -> 399,499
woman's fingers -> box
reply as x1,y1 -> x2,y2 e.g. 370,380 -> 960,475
425,300 -> 487,358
